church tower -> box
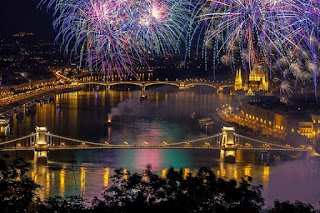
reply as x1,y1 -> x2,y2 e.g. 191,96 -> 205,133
234,68 -> 243,90
261,74 -> 269,91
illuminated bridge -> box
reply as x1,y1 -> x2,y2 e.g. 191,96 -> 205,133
73,77 -> 234,92
0,126 -> 310,153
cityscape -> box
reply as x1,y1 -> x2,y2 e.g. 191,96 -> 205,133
1,0 -> 320,212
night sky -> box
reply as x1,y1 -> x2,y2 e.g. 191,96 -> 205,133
0,0 -> 54,37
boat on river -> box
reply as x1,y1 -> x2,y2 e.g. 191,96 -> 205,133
198,117 -> 215,126
140,94 -> 148,102
105,114 -> 112,127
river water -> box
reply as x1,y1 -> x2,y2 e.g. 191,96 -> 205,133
2,88 -> 320,207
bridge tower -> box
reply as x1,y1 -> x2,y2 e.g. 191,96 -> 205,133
34,126 -> 48,163
106,83 -> 110,91
179,81 -> 187,89
141,83 -> 146,92
221,126 -> 235,148
221,126 -> 236,163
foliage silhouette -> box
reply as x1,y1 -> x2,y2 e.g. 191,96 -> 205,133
268,200 -> 316,213
0,158 -> 318,213
90,165 -> 264,213
0,158 -> 39,213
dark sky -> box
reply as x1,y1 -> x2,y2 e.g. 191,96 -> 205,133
0,0 -> 54,38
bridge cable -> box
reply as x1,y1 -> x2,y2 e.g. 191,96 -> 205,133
234,133 -> 296,149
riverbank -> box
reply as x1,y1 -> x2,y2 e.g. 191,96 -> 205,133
214,104 -> 315,149
217,105 -> 289,145
0,86 -> 83,114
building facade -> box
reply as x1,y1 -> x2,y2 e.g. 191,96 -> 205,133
234,65 -> 269,94
298,115 -> 320,139
240,103 -> 287,134
239,102 -> 320,140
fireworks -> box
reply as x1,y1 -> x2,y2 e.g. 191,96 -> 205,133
39,0 -> 194,78
39,0 -> 320,96
198,0 -> 320,96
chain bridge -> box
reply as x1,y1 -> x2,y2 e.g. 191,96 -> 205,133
0,126 -> 310,163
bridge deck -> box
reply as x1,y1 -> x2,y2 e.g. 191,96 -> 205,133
0,146 -> 307,152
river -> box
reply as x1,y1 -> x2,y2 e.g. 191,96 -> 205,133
2,87 -> 320,207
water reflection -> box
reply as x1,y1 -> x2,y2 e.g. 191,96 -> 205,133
29,149 -> 274,193
183,168 -> 190,179
46,171 -> 50,198
9,89 -> 231,143
263,166 -> 270,181
4,89 -> 320,205
161,169 -> 167,178
104,168 -> 109,188
20,148 -> 320,206
80,167 -> 86,196
60,166 -> 65,197
28,160 -> 272,196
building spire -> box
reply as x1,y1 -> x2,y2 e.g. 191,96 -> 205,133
234,68 -> 242,90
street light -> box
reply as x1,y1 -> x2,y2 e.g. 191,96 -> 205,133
204,142 -> 210,147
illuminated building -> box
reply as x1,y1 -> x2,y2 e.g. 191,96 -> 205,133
240,103 -> 287,134
234,65 -> 269,95
239,101 -> 320,140
298,115 -> 320,140
234,69 -> 243,91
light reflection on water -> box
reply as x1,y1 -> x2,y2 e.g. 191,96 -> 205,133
3,89 -> 320,206
27,149 -> 270,199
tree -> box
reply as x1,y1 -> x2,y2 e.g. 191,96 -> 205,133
34,196 -> 85,213
91,166 -> 264,213
267,200 -> 316,213
0,158 -> 39,213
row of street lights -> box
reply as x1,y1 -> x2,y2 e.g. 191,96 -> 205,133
102,141 -> 212,147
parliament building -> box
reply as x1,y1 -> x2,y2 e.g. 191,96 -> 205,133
234,65 -> 269,95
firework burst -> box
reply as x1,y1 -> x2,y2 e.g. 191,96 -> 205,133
39,0 -> 195,78
198,0 -> 320,96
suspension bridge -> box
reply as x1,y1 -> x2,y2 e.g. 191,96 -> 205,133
0,126 -> 310,153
